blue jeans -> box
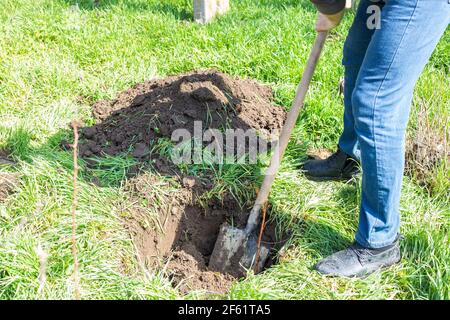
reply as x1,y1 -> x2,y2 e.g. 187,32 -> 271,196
338,0 -> 450,248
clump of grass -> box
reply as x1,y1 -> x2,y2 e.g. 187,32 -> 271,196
405,98 -> 449,199
85,154 -> 138,187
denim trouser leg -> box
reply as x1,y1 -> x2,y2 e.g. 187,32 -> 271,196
339,0 -> 380,161
352,0 -> 450,248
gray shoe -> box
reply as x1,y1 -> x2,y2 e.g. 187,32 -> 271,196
302,148 -> 360,181
314,236 -> 402,278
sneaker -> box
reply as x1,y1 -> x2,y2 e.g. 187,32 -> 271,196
302,147 -> 360,181
314,236 -> 402,278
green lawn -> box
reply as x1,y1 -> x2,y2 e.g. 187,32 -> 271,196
0,0 -> 449,299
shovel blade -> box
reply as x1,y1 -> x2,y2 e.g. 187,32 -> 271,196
209,224 -> 271,274
209,224 -> 246,272
240,233 -> 270,272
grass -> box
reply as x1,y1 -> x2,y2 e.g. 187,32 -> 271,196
0,0 -> 449,300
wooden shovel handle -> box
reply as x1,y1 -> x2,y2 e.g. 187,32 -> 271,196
246,31 -> 328,233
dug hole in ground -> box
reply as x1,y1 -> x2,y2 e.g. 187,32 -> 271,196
64,69 -> 290,295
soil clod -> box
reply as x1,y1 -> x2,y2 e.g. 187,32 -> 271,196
182,176 -> 199,189
0,172 -> 20,202
0,150 -> 15,166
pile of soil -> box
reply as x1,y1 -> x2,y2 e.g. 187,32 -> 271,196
123,173 -> 283,295
77,69 -> 286,159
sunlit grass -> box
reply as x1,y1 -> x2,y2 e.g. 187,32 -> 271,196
0,0 -> 448,299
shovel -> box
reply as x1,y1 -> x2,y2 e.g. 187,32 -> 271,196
209,31 -> 328,273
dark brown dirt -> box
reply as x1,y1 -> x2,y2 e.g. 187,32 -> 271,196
122,173 -> 284,295
76,69 -> 286,160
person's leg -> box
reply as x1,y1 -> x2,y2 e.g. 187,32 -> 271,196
354,0 -> 450,248
339,0 -> 382,161
301,0 -> 381,180
315,0 -> 450,276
